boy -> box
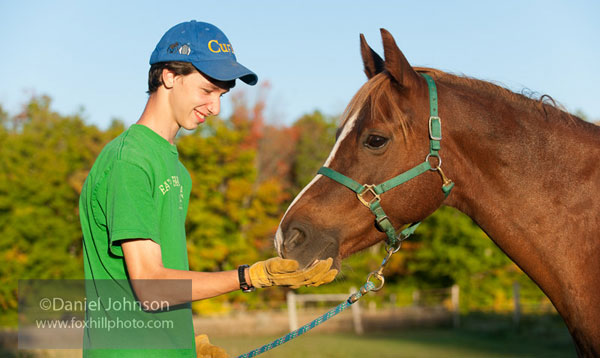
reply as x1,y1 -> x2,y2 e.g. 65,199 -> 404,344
79,21 -> 336,357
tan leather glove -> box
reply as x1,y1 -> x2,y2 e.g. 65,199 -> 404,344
249,257 -> 337,289
195,334 -> 228,358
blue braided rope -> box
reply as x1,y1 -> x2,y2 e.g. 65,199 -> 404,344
235,282 -> 376,358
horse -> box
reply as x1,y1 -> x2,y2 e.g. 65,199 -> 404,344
274,29 -> 600,357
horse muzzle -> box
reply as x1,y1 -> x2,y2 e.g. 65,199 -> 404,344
276,220 -> 340,270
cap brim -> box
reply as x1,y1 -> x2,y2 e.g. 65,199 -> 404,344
192,59 -> 258,86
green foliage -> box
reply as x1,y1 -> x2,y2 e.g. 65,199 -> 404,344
403,207 -> 519,311
291,111 -> 337,190
0,97 -> 122,324
179,118 -> 287,274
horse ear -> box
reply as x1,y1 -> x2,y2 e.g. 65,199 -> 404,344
380,28 -> 420,88
360,33 -> 384,79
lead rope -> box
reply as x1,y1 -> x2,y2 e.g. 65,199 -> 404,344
235,238 -> 407,358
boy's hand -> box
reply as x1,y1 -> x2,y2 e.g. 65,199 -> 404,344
249,257 -> 337,289
196,334 -> 228,358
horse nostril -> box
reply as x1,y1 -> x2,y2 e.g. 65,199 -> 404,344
284,228 -> 305,251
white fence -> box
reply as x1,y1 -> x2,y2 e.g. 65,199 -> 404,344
286,282 -> 540,332
286,287 -> 364,334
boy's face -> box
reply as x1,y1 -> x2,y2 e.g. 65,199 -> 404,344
166,69 -> 231,130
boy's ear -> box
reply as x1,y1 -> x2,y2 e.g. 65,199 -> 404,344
161,68 -> 176,89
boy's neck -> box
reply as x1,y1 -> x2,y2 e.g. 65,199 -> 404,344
137,93 -> 180,144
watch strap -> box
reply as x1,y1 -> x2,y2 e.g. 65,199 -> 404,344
238,264 -> 254,292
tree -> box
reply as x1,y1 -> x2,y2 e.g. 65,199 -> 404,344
256,124 -> 298,188
178,113 -> 288,273
0,96 -> 120,324
401,207 -> 519,310
291,111 -> 338,191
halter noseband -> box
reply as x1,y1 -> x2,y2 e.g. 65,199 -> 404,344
317,73 -> 454,247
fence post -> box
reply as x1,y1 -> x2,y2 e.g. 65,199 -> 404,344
389,293 -> 397,311
287,291 -> 298,331
412,290 -> 420,306
513,281 -> 521,327
349,287 -> 364,335
451,284 -> 460,328
368,301 -> 377,314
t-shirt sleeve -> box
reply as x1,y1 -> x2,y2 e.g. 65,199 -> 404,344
105,160 -> 160,257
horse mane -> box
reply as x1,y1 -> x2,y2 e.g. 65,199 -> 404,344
341,67 -> 582,136
414,67 -> 580,125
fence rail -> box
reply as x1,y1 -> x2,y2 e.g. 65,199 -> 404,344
287,287 -> 363,334
286,281 -> 548,332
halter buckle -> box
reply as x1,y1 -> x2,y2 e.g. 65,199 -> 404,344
357,184 -> 380,208
429,116 -> 442,141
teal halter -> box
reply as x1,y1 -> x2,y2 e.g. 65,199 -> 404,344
317,73 -> 454,247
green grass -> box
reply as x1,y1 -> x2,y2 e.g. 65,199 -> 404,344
212,324 -> 576,358
2,314 -> 577,358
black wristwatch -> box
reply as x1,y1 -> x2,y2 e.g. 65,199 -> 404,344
238,264 -> 255,293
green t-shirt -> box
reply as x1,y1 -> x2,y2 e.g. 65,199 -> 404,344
79,124 -> 195,357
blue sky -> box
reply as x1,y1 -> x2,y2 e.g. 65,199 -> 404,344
1,1 -> 598,128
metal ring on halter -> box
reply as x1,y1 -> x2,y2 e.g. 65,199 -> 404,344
366,271 -> 385,291
425,153 -> 442,171
386,240 -> 402,254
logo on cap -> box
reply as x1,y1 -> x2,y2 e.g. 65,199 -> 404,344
208,40 -> 234,54
167,42 -> 191,56
179,44 -> 191,55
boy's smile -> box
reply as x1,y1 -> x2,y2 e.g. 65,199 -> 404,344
168,70 -> 231,130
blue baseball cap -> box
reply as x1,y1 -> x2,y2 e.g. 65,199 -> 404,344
150,20 -> 258,86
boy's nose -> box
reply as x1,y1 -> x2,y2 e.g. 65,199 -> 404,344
207,97 -> 221,116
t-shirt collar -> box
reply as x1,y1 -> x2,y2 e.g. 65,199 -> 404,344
131,124 -> 178,155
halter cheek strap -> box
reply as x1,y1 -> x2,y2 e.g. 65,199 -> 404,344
317,73 -> 454,247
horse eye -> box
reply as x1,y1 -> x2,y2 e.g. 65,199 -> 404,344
365,134 -> 388,149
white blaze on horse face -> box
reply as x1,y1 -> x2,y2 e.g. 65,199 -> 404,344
274,174 -> 322,255
274,112 -> 360,256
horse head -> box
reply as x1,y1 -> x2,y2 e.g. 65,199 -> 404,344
275,29 -> 453,270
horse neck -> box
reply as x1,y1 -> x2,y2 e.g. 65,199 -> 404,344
441,83 -> 600,316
